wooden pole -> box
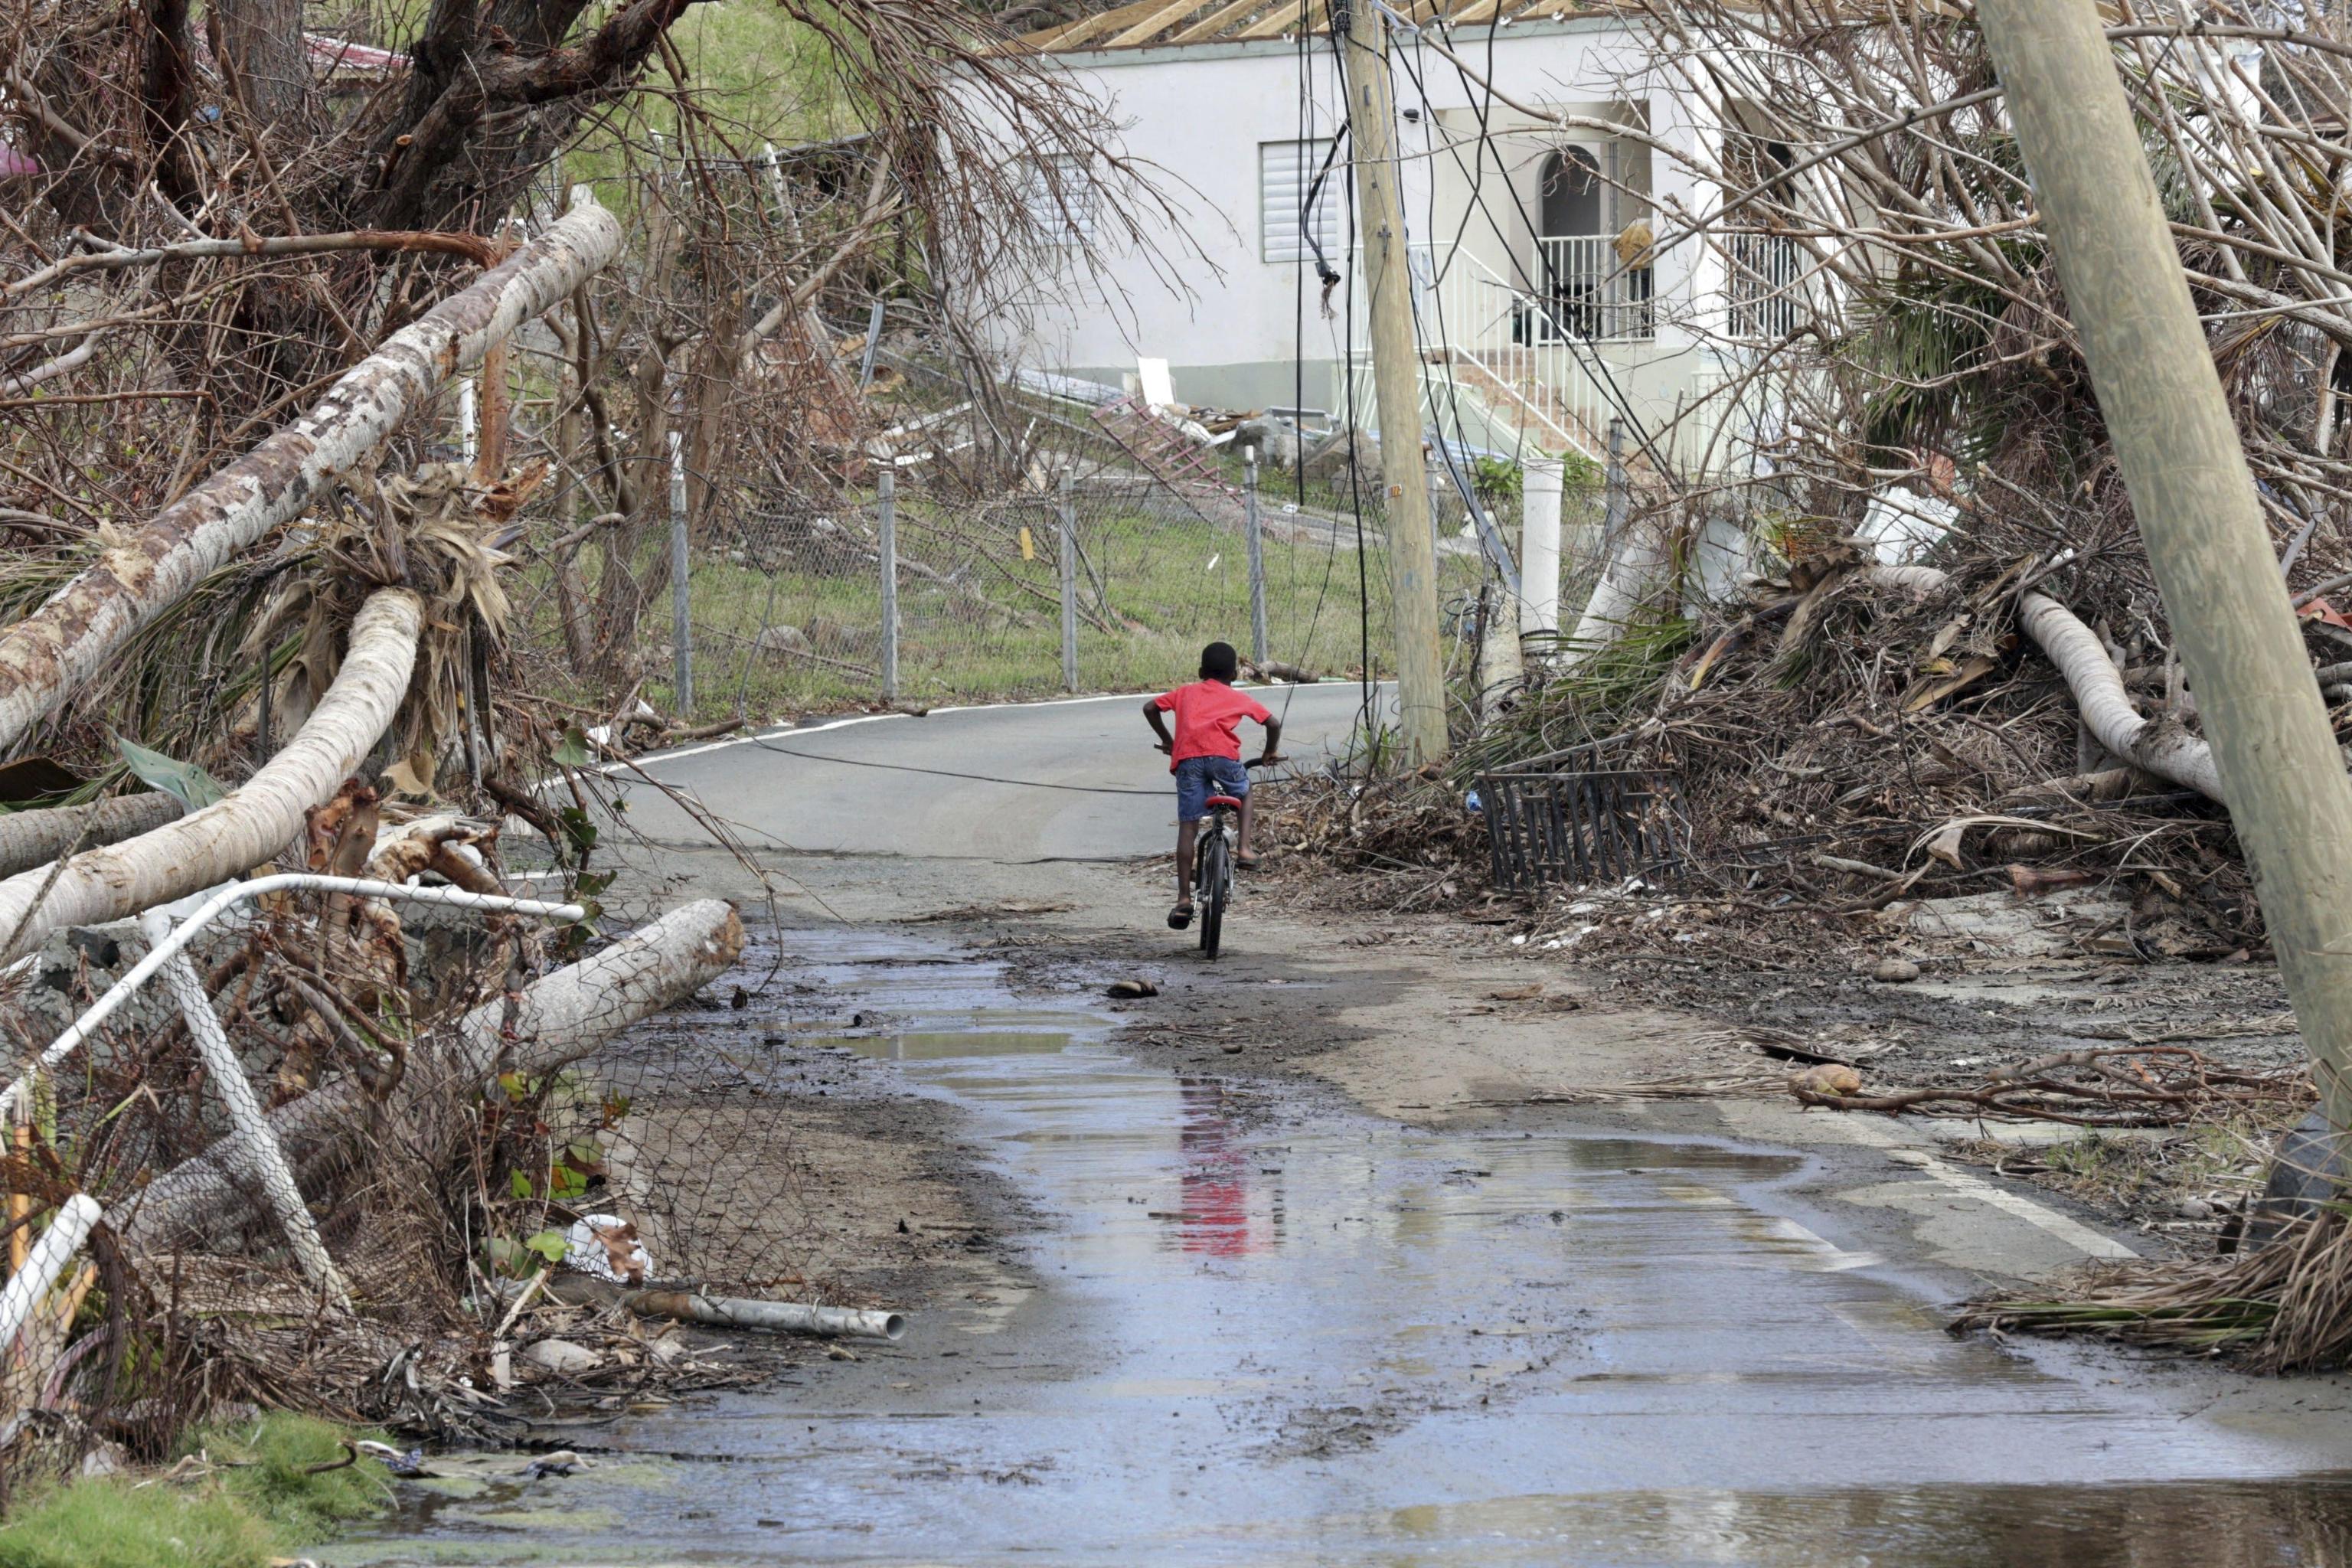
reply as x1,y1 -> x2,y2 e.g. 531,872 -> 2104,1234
1332,0 -> 1447,763
8,1119 -> 28,1276
1977,0 -> 2352,1140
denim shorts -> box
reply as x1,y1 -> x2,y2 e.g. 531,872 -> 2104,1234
1174,755 -> 1250,822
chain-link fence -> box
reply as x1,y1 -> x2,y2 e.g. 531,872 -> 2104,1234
0,794 -> 890,1492
498,345 -> 1612,744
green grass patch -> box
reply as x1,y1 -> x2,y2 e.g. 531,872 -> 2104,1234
0,1414 -> 393,1568
521,494 -> 1452,723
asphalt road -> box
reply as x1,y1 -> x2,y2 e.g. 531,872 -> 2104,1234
609,681 -> 1391,863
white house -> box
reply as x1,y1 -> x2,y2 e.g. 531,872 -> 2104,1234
982,0 -> 1793,466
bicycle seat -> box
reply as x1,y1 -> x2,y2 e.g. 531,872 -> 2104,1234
1204,795 -> 1246,811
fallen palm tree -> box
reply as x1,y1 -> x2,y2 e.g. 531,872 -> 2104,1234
0,199 -> 621,758
0,794 -> 182,880
0,589 -> 422,962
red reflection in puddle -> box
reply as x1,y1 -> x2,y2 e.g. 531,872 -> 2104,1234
1177,1079 -> 1257,1257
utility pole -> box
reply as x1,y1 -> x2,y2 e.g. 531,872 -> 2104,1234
1978,0 -> 2352,1142
1333,0 -> 1447,763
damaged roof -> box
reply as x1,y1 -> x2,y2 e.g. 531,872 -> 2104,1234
1008,0 -> 2065,57
1008,0 -> 1642,56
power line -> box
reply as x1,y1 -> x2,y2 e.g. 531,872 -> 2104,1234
1395,16 -> 1684,487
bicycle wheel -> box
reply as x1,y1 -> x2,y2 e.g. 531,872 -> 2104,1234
1197,825 -> 1229,959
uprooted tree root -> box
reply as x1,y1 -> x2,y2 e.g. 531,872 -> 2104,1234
1957,1208 -> 2352,1372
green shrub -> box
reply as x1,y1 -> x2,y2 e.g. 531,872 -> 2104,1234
0,1413 -> 393,1568
0,1482 -> 277,1568
210,1413 -> 393,1542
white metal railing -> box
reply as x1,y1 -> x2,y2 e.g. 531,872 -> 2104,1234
1351,243 -> 1592,456
1725,230 -> 1811,341
1532,235 -> 1657,345
1345,234 -> 1668,459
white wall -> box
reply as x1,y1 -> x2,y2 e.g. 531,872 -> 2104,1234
974,19 -> 1710,418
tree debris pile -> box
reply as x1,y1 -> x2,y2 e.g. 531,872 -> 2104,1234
0,836 -> 917,1488
1957,1204 -> 2352,1374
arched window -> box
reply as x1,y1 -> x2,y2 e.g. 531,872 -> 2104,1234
1539,146 -> 1602,237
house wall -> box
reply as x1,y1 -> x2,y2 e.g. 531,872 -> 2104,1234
968,21 -> 1717,440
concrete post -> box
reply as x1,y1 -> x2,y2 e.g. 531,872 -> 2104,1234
877,467 -> 899,702
1520,456 -> 1564,639
668,431 -> 693,716
1244,458 -> 1270,667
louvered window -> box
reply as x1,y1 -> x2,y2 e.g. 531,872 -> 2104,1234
1024,153 -> 1096,248
1260,139 -> 1339,263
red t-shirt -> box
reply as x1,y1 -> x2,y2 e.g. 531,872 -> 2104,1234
1154,680 -> 1272,769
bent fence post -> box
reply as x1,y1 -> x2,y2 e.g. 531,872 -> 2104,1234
0,1194 -> 100,1354
139,910 -> 354,1314
2,874 -> 585,1124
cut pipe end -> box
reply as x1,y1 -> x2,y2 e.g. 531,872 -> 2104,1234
876,1312 -> 908,1342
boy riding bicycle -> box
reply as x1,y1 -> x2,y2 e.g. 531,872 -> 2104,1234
1145,642 -> 1283,930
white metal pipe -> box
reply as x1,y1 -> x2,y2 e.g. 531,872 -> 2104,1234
139,910 -> 354,1313
1520,456 -> 1565,639
632,1289 -> 906,1341
4,874 -> 583,1121
0,1194 -> 100,1352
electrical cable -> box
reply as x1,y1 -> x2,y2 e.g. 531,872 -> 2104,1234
750,734 -> 1167,796
1402,15 -> 1684,486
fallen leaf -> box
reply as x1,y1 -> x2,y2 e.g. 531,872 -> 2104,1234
1900,653 -> 1998,714
1486,985 -> 1545,1001
2301,598 -> 2352,632
1790,1063 -> 1864,1096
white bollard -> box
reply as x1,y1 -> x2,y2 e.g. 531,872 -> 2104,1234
0,1194 -> 100,1351
1520,456 -> 1565,639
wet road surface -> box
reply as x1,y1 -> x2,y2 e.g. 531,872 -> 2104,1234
331,933 -> 2352,1567
600,683 -> 1385,862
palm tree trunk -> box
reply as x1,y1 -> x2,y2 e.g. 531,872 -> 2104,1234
0,200 -> 621,758
0,590 -> 423,962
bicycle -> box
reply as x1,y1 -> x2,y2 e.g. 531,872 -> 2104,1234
1192,757 -> 1272,960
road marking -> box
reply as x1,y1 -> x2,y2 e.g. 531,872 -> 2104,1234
1836,1117 -> 2137,1260
623,682 -> 1389,773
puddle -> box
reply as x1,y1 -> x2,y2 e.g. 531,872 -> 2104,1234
331,929 -> 2352,1566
